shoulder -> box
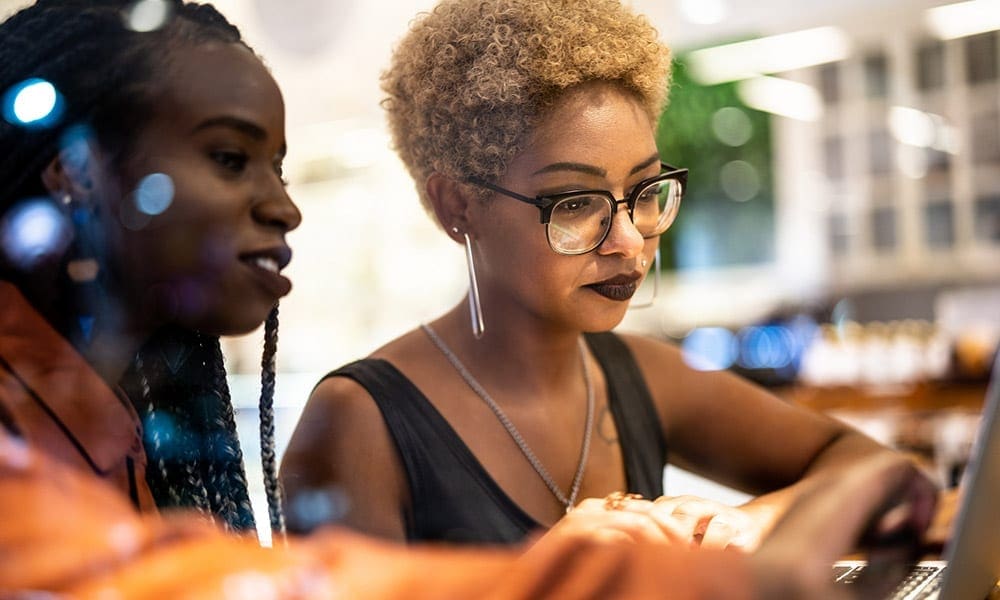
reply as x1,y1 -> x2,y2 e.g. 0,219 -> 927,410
296,369 -> 391,447
605,331 -> 687,374
282,363 -> 411,537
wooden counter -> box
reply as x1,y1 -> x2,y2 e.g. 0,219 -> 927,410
776,381 -> 989,413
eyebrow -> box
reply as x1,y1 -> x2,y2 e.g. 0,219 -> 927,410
193,116 -> 266,139
532,153 -> 661,178
192,116 -> 286,157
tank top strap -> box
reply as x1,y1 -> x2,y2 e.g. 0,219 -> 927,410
319,358 -> 538,543
584,332 -> 667,498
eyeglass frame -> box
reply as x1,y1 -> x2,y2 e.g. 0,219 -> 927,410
465,161 -> 688,255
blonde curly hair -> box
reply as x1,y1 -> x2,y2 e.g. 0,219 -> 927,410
381,0 -> 672,215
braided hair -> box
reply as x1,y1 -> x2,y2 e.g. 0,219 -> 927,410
1,1 -> 286,537
0,0 -> 242,206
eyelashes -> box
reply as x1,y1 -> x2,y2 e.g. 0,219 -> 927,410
210,149 -> 288,186
211,149 -> 249,173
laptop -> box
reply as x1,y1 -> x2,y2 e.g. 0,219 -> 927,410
834,352 -> 1000,599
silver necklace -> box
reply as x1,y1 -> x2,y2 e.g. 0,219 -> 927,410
421,323 -> 594,512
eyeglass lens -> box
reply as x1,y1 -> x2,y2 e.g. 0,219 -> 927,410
546,177 -> 682,254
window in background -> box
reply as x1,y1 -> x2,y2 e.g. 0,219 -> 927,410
870,176 -> 896,253
971,110 -> 1000,164
965,32 -> 998,85
916,40 -> 945,91
819,62 -> 841,104
871,206 -> 897,252
829,211 -> 850,257
924,171 -> 953,249
868,128 -> 894,175
925,202 -> 955,249
824,135 -> 845,181
974,194 -> 1000,242
926,146 -> 951,174
864,52 -> 889,99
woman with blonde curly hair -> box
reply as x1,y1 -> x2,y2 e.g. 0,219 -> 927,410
281,0 -> 923,547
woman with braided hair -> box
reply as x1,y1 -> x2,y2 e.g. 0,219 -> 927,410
0,1 -> 938,598
0,0 -> 289,537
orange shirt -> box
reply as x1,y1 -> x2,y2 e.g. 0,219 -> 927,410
0,282 -> 155,512
0,280 -> 755,598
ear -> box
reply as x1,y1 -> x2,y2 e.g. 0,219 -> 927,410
426,172 -> 474,244
39,140 -> 97,202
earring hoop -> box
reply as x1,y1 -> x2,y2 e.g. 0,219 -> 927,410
462,232 -> 485,339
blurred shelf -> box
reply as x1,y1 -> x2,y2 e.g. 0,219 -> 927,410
776,381 -> 989,413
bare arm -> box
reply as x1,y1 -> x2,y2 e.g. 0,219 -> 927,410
279,376 -> 409,541
1,426 -> 935,599
622,334 -> 901,532
0,427 -> 759,599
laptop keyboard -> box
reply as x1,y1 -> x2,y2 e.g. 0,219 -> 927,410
835,564 -> 944,599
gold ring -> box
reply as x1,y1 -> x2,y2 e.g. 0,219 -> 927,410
604,491 -> 643,510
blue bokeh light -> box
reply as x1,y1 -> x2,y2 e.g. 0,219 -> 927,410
2,78 -> 64,128
738,325 -> 795,370
0,199 -> 72,270
135,172 -> 175,215
682,327 -> 738,371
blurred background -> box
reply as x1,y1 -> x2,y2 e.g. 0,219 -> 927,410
3,0 -> 998,540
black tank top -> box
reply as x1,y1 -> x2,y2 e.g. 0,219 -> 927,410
322,332 -> 667,545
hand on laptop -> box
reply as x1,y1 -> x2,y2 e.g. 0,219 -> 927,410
551,493 -> 761,550
749,453 -> 938,599
924,486 -> 961,551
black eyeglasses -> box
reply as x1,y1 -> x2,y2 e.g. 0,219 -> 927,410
466,162 -> 687,255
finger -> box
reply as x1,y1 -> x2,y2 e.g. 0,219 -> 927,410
766,454 -> 934,568
631,509 -> 692,545
647,501 -> 704,546
560,507 -> 680,546
699,516 -> 738,550
657,497 -> 736,543
651,494 -> 703,513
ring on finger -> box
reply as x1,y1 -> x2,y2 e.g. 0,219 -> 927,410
604,491 -> 644,511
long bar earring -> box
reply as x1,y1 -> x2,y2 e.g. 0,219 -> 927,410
456,228 -> 485,339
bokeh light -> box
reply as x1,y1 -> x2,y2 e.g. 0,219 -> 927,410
682,327 -> 738,371
142,412 -> 178,452
711,106 -> 754,147
135,173 -> 175,215
123,0 -> 173,32
2,78 -> 63,128
287,486 -> 350,532
679,0 -> 728,25
720,160 -> 761,202
738,325 -> 795,370
0,199 -> 72,270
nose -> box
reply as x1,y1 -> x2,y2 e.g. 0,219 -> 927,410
597,201 -> 644,258
253,185 -> 302,233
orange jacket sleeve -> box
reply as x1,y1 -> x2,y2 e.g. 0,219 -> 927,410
0,429 -> 754,599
